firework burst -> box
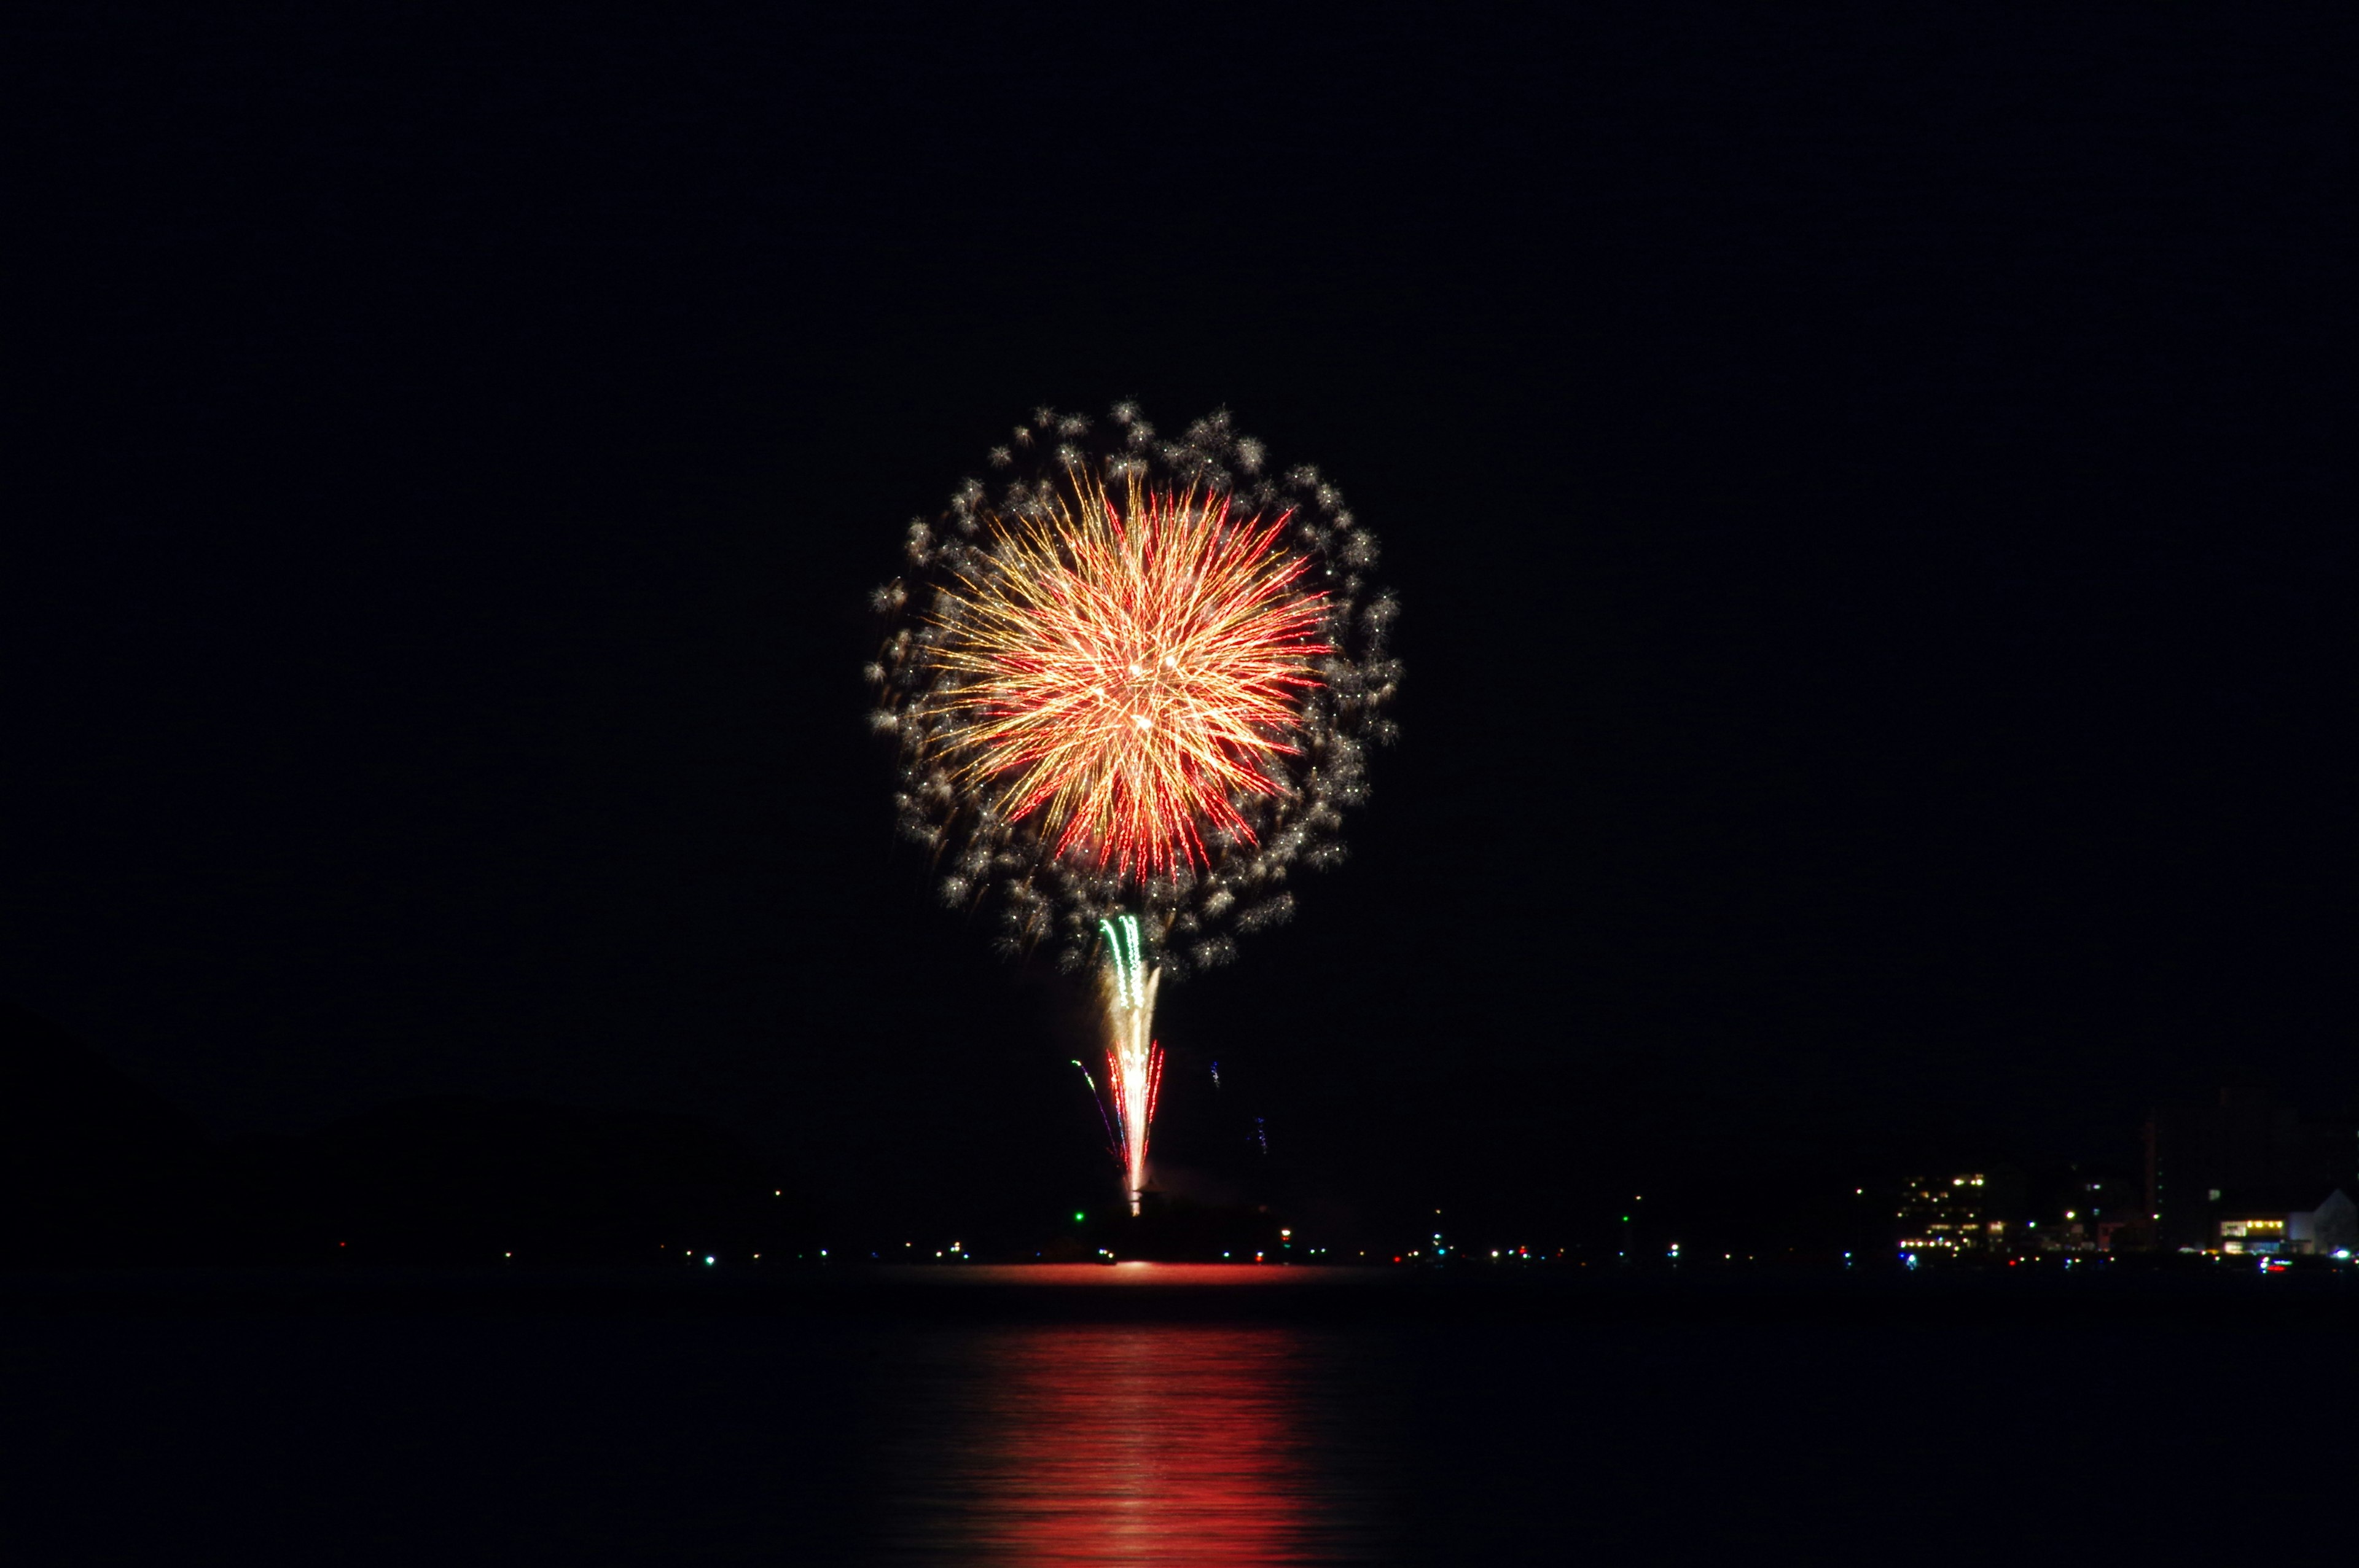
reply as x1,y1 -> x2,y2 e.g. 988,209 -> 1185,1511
933,472 -> 1332,881
870,404 -> 1398,1209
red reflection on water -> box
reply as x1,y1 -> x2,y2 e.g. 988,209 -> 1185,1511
899,1323 -> 1328,1566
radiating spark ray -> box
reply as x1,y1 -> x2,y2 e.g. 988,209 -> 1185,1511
931,474 -> 1331,880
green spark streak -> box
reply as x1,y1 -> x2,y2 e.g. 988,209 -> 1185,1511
1097,915 -> 1146,1007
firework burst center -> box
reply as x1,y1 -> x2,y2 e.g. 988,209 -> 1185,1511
936,477 -> 1332,880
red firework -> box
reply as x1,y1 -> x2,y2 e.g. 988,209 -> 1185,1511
929,472 -> 1332,880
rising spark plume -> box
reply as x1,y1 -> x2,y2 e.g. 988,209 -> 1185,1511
1098,915 -> 1163,1212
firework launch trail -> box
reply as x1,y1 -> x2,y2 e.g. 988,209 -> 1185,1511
1097,914 -> 1165,1213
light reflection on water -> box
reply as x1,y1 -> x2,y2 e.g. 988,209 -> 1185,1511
868,1323 -> 1390,1566
5,1279 -> 2333,1563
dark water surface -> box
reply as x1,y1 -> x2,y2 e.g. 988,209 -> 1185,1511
7,1265 -> 2353,1564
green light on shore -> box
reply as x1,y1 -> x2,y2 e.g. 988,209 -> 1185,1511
1074,1212 -> 1086,1223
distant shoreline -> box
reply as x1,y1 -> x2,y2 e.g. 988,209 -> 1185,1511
6,1261 -> 2353,1328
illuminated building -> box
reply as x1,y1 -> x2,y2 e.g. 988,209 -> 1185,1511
1895,1173 -> 2010,1260
2145,1088 -> 2355,1252
2216,1189 -> 2357,1257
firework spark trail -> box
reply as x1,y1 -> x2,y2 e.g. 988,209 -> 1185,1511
872,405 -> 1398,1207
1070,1059 -> 1121,1166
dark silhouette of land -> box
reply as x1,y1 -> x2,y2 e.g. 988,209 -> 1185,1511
12,1002 -> 2352,1278
2,1004 -> 807,1267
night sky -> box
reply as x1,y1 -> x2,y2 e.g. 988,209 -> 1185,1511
10,11 -> 2346,1241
